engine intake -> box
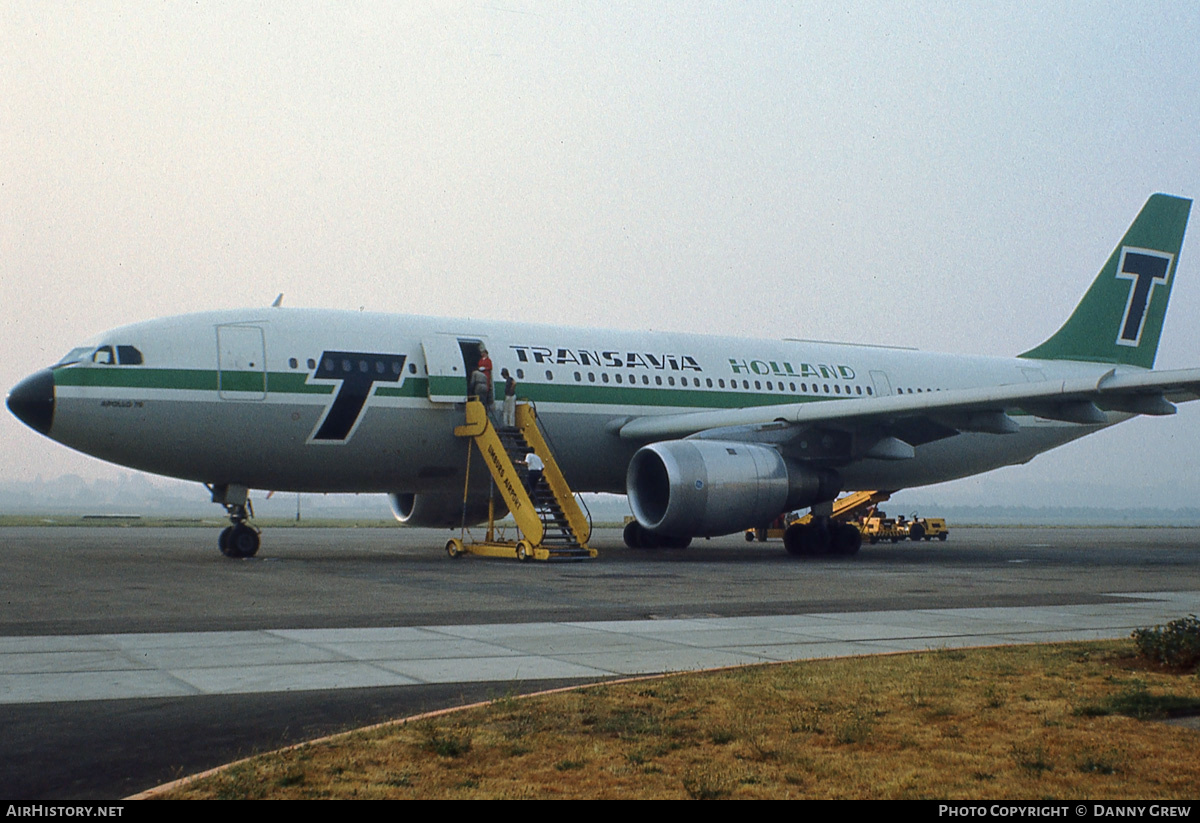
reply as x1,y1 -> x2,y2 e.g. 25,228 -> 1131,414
626,440 -> 840,537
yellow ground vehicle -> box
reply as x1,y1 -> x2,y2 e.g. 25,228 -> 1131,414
861,513 -> 950,543
910,516 -> 949,541
744,490 -> 894,544
860,514 -> 909,544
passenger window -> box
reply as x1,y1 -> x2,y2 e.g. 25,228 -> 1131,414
615,374 -> 623,384
289,357 -> 298,369
309,359 -> 318,370
668,377 -> 675,386
574,372 -> 581,382
602,373 -> 610,383
545,370 -> 553,381
588,372 -> 596,383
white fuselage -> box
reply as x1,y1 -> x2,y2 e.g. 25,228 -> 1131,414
39,308 -> 1120,498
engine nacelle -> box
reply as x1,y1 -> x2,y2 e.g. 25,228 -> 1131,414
626,440 -> 840,537
388,492 -> 507,529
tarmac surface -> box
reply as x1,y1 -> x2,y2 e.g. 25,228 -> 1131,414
3,524 -> 1199,798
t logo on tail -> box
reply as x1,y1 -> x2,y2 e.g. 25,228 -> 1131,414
1116,247 -> 1173,347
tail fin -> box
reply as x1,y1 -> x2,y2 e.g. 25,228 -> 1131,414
1020,193 -> 1191,369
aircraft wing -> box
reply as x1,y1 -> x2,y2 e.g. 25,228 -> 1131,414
618,367 -> 1200,448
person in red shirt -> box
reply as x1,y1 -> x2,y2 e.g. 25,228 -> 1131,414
477,346 -> 494,403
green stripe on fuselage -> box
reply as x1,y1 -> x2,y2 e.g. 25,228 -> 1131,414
53,367 -> 841,410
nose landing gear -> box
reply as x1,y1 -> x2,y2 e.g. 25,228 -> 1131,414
210,483 -> 261,558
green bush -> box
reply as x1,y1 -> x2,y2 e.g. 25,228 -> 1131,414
1131,615 -> 1200,671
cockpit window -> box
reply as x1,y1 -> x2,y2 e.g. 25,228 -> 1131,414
87,345 -> 143,366
53,347 -> 94,368
117,346 -> 143,365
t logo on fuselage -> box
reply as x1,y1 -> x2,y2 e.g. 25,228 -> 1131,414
1115,247 -> 1173,347
308,351 -> 407,443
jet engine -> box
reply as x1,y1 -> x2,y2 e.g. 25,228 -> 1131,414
626,440 -> 840,537
388,492 -> 507,529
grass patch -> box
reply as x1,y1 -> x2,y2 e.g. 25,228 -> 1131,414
154,640 -> 1200,799
1075,682 -> 1200,720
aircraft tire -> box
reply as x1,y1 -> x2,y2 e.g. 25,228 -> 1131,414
783,523 -> 806,556
218,527 -> 237,558
832,524 -> 862,556
623,521 -> 643,549
663,535 -> 692,550
909,523 -> 926,541
803,522 -> 832,555
229,525 -> 260,558
938,533 -> 948,541
625,521 -> 665,550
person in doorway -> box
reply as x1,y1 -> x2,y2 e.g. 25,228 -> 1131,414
469,367 -> 490,406
477,346 -> 494,405
501,368 -> 517,427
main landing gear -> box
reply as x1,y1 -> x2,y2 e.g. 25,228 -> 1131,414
623,520 -> 692,550
209,483 -> 261,558
783,516 -> 862,557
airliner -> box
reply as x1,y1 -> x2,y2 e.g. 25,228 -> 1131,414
8,194 -> 1199,558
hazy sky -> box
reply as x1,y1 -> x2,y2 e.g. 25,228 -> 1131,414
3,2 -> 1199,509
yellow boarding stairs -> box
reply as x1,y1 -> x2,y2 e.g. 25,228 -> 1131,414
450,398 -> 595,561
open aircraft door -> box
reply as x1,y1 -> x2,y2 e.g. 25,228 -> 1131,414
422,335 -> 490,403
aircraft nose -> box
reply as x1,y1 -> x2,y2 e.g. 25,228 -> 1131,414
7,369 -> 55,435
